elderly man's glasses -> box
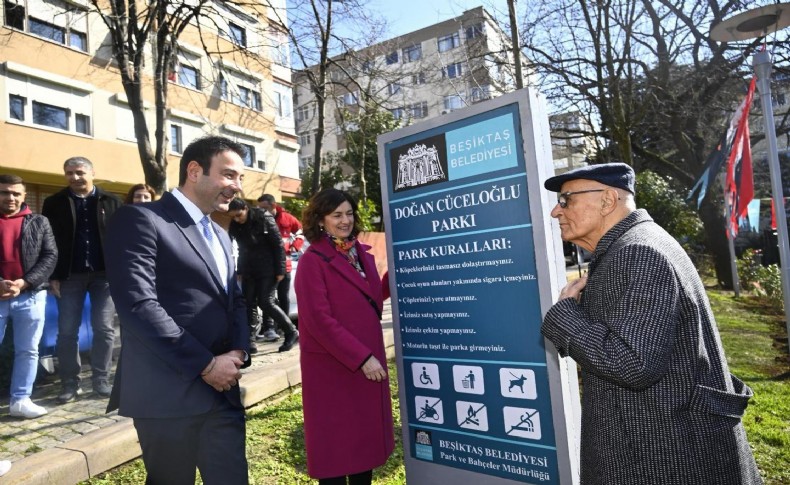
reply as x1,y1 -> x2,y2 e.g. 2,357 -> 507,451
556,189 -> 605,208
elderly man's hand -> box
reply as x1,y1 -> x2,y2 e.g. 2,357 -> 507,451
559,276 -> 587,303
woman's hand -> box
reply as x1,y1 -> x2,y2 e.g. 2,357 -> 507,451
361,356 -> 387,382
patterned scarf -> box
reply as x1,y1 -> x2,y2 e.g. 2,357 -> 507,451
327,233 -> 366,277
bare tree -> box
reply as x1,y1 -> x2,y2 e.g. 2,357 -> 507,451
91,0 -> 211,194
276,0 -> 388,194
520,0 -> 789,287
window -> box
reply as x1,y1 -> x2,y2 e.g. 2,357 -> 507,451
299,156 -> 313,171
471,85 -> 491,102
236,86 -> 262,111
437,32 -> 460,52
385,51 -> 398,65
75,113 -> 90,135
773,93 -> 787,106
338,91 -> 359,106
443,62 -> 464,79
4,1 -> 23,29
228,22 -> 247,47
29,18 -> 64,43
296,104 -> 314,122
170,124 -> 183,153
273,83 -> 293,118
241,144 -> 255,167
298,131 -> 312,146
9,94 -> 25,121
256,159 -> 266,171
402,44 -> 422,63
443,94 -> 465,111
407,101 -> 428,119
361,61 -> 372,72
270,29 -> 289,65
4,0 -> 88,52
177,65 -> 200,90
465,23 -> 485,40
388,82 -> 402,95
220,72 -> 262,112
32,101 -> 68,130
70,31 -> 87,51
389,107 -> 405,120
412,72 -> 427,85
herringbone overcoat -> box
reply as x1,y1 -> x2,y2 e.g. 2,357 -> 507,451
542,210 -> 762,485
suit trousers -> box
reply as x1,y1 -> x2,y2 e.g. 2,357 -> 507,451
133,396 -> 248,485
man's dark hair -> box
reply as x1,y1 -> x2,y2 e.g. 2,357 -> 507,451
178,136 -> 246,186
228,198 -> 248,211
257,193 -> 276,204
302,188 -> 360,242
0,174 -> 24,187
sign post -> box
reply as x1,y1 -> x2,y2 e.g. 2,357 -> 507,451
378,88 -> 580,484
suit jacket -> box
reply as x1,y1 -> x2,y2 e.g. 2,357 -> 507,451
104,192 -> 249,418
542,210 -> 762,484
294,237 -> 394,479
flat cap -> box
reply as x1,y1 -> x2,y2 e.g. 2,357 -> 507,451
544,162 -> 635,194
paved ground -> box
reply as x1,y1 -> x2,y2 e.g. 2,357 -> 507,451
0,302 -> 393,483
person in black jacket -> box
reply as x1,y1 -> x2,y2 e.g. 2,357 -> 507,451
0,174 -> 57,418
42,157 -> 122,403
228,199 -> 298,353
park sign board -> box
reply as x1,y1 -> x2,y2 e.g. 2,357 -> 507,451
378,88 -> 581,484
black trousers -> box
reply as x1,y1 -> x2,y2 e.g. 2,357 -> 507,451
319,470 -> 373,485
242,274 -> 295,335
133,398 -> 248,485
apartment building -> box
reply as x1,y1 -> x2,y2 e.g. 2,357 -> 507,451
549,111 -> 596,174
0,0 -> 300,208
292,6 -> 526,174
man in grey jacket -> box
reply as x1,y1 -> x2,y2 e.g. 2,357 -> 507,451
542,163 -> 762,484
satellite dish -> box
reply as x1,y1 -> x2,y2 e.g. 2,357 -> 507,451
710,2 -> 790,42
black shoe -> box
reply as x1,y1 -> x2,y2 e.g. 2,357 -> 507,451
57,384 -> 83,404
278,331 -> 299,353
249,342 -> 259,355
94,379 -> 112,397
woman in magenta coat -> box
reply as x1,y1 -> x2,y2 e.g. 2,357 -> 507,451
295,188 -> 395,485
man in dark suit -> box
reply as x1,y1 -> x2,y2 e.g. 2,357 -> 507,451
541,163 -> 761,484
105,136 -> 251,485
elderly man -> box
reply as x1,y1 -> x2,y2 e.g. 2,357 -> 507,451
542,163 -> 762,484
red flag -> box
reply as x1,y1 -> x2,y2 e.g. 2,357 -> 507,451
725,78 -> 756,237
771,198 -> 777,230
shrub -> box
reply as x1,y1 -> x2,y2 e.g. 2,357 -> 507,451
737,249 -> 784,309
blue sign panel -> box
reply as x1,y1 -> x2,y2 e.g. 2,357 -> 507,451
384,103 -> 559,483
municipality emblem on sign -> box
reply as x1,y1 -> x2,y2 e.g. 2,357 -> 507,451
390,133 -> 449,192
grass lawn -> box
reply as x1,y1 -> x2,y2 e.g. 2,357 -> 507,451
84,289 -> 788,484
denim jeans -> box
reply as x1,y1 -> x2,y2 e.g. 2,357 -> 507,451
56,271 -> 116,385
0,290 -> 47,404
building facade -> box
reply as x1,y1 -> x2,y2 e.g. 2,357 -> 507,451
1,0 -> 300,207
293,6 -> 528,174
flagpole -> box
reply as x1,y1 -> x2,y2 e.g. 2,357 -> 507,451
753,50 -> 790,345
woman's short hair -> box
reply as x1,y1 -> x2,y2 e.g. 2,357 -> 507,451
302,188 -> 360,242
124,183 -> 157,204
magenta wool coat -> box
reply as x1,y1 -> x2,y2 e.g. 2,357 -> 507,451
294,237 -> 395,479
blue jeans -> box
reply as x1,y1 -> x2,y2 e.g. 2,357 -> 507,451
56,272 -> 116,385
0,290 -> 47,404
